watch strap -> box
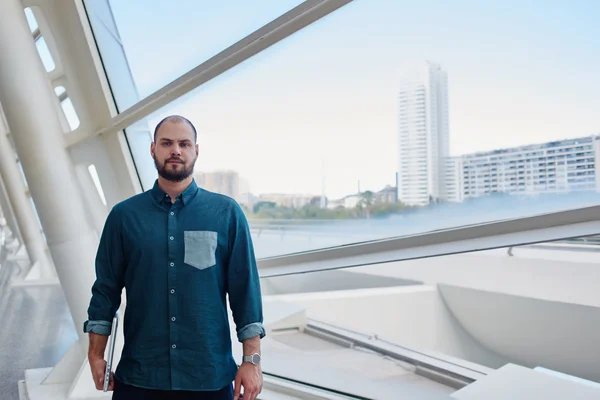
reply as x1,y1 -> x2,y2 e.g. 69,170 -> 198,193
242,353 -> 261,365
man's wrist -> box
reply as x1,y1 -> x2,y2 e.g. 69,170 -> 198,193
88,354 -> 104,363
242,353 -> 261,365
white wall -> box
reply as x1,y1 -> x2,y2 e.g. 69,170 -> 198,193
440,284 -> 600,383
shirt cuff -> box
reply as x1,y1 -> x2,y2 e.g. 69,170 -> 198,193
83,320 -> 112,335
237,322 -> 266,342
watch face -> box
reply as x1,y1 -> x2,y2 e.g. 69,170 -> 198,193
252,353 -> 261,364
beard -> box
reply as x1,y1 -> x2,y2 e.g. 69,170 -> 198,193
154,155 -> 196,182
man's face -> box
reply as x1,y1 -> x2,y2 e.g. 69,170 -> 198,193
151,121 -> 198,182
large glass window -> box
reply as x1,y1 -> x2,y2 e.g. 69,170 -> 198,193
117,0 -> 600,257
86,0 -> 305,105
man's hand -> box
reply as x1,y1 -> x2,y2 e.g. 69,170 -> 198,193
89,356 -> 114,391
234,362 -> 262,400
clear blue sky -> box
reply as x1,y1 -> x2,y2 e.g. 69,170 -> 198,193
108,0 -> 600,199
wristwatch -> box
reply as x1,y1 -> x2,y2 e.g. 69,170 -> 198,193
242,353 -> 261,365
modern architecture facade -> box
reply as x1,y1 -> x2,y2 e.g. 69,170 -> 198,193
397,61 -> 450,206
0,1 -> 599,400
446,135 -> 600,202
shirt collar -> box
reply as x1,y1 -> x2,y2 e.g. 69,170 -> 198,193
150,179 -> 199,206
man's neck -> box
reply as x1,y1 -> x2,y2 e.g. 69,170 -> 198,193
157,176 -> 193,203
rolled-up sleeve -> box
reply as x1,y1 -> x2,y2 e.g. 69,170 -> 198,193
83,206 -> 126,336
227,202 -> 266,343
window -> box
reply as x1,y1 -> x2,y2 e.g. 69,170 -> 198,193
35,37 -> 55,72
60,98 -> 80,131
97,0 -> 599,259
24,7 -> 56,73
85,0 -> 305,103
88,164 -> 107,206
54,86 -> 81,131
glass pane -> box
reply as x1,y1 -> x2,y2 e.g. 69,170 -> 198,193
24,7 -> 38,33
60,98 -> 80,131
123,0 -> 600,259
88,164 -> 107,206
54,86 -> 66,96
35,36 -> 55,72
86,0 -> 305,104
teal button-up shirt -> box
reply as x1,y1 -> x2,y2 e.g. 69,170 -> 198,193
83,179 -> 265,391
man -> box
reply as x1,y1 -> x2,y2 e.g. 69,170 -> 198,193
84,115 -> 264,400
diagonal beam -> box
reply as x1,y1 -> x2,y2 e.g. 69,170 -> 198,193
76,0 -> 352,144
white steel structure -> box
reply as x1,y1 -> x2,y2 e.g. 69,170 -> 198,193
0,1 -> 599,400
397,61 -> 450,206
446,135 -> 600,202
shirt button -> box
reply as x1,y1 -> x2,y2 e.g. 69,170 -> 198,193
171,317 -> 176,322
172,344 -> 176,349
170,289 -> 175,294
170,212 -> 175,216
170,262 -> 174,267
169,236 -> 174,240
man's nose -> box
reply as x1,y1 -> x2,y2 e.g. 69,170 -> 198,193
171,146 -> 182,156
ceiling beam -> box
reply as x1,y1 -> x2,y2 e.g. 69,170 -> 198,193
81,0 -> 352,143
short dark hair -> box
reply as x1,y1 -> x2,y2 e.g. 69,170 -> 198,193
153,115 -> 197,143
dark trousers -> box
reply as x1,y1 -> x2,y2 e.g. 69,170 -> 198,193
112,378 -> 233,400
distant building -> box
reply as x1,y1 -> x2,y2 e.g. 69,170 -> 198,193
258,193 -> 315,209
375,185 -> 397,204
310,196 -> 326,207
397,61 -> 450,206
445,158 -> 464,203
195,170 -> 240,200
326,198 -> 345,209
446,135 -> 600,200
343,194 -> 362,209
326,185 -> 397,210
238,192 -> 258,206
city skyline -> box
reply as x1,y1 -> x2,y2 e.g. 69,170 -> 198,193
107,0 -> 599,199
200,133 -> 600,204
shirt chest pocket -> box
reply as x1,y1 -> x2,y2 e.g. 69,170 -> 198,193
184,231 -> 217,270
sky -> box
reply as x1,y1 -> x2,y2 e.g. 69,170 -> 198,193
105,0 -> 600,199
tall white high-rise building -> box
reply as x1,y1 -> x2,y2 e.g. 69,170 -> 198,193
397,61 -> 450,206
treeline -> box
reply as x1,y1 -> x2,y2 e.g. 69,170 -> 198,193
241,200 -> 409,219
